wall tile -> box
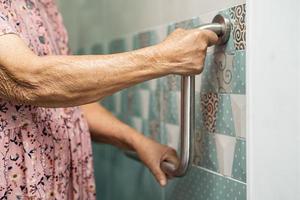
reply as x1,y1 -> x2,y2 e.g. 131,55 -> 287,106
194,130 -> 219,172
229,4 -> 246,50
232,138 -> 246,182
201,50 -> 245,94
215,94 -> 236,136
232,51 -> 246,93
201,92 -> 219,133
96,3 -> 247,200
215,134 -> 236,177
167,166 -> 246,200
109,38 -> 127,53
231,94 -> 246,138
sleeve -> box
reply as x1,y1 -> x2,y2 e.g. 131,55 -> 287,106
0,12 -> 17,36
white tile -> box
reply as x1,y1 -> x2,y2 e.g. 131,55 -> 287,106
165,123 -> 180,151
215,133 -> 236,176
139,89 -> 150,119
131,117 -> 143,132
195,74 -> 202,93
231,94 -> 246,138
148,79 -> 157,91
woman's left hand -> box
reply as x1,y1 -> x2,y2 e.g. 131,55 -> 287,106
133,136 -> 179,187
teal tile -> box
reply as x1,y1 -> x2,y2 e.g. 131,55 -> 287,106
196,131 -> 219,172
92,143 -> 112,200
232,138 -> 246,183
91,43 -> 104,54
217,9 -> 236,54
215,94 -> 235,136
167,166 -> 246,200
161,75 -> 181,92
195,91 -> 203,131
109,38 -> 127,53
201,53 -> 219,93
108,147 -> 163,200
133,30 -> 158,50
165,91 -> 180,125
76,47 -> 87,55
101,95 -> 115,111
167,17 -> 201,34
232,51 -> 246,94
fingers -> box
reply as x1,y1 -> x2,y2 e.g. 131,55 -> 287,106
195,29 -> 219,46
161,148 -> 179,168
151,165 -> 168,187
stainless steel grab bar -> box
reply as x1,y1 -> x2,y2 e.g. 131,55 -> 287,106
125,14 -> 232,177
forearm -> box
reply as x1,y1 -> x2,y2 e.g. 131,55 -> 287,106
81,102 -> 144,150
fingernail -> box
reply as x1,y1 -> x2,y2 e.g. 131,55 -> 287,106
160,179 -> 166,186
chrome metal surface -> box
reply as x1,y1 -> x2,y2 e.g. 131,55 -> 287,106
124,14 -> 231,177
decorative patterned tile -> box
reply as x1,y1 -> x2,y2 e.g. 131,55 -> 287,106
232,138 -> 246,182
229,4 -> 246,50
201,50 -> 245,94
215,94 -> 235,136
215,51 -> 235,93
168,166 -> 246,200
215,134 -> 236,177
201,92 -> 219,133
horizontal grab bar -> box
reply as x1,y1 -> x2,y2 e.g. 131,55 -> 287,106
124,14 -> 232,178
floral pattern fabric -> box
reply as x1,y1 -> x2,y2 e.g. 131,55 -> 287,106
0,0 -> 96,199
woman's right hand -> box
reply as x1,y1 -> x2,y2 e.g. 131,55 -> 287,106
154,28 -> 218,75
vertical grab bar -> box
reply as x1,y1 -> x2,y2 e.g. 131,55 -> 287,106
125,14 -> 232,177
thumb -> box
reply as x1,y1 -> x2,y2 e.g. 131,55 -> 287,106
200,29 -> 219,46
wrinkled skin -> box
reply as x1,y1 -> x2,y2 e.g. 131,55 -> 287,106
0,29 -> 218,186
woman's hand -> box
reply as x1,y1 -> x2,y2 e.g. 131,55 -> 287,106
133,136 -> 179,187
154,29 -> 218,75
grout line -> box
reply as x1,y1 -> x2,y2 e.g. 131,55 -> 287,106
193,165 -> 247,185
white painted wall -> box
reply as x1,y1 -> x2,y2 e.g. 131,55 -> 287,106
247,0 -> 300,199
57,0 -> 244,52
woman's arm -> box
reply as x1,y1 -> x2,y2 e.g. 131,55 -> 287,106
0,29 -> 217,107
81,103 -> 179,186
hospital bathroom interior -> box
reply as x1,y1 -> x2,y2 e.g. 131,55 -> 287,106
57,0 -> 299,199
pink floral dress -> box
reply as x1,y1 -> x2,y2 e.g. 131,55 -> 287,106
0,0 -> 96,199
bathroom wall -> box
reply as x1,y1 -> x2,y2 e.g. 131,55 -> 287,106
57,1 -> 246,199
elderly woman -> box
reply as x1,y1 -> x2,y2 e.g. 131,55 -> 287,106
0,0 -> 217,199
